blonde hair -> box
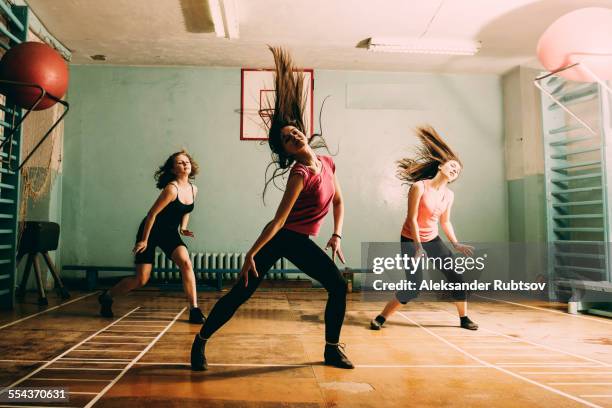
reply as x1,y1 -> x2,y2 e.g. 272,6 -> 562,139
397,126 -> 462,183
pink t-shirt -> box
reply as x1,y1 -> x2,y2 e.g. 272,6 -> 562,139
284,155 -> 336,236
401,179 -> 453,242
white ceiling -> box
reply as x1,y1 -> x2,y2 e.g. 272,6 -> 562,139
26,0 -> 612,74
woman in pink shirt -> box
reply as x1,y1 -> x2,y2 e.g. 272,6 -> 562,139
191,47 -> 353,371
370,126 -> 479,331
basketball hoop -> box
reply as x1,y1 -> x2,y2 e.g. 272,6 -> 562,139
258,107 -> 274,129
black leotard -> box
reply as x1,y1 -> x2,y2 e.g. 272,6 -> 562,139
134,183 -> 194,264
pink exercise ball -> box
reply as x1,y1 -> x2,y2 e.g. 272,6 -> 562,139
537,7 -> 612,82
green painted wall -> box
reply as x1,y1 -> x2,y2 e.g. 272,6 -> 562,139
506,175 -> 547,281
507,175 -> 546,242
61,65 -> 507,272
502,66 -> 547,282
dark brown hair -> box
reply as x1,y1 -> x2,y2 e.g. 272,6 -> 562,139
154,149 -> 199,189
261,46 -> 329,201
397,126 -> 462,183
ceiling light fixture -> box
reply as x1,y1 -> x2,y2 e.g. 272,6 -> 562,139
208,0 -> 239,39
367,37 -> 481,56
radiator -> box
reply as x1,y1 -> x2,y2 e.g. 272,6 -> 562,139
153,251 -> 288,282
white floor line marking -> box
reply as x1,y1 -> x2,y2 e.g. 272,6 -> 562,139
436,334 -> 501,337
461,345 -> 530,349
102,330 -> 163,333
1,357 -> 136,364
397,311 -> 602,408
437,308 -> 612,368
95,335 -> 155,339
112,325 -> 167,328
0,307 -> 140,396
128,307 -> 177,316
127,307 -> 177,316
122,315 -> 174,318
73,350 -> 142,353
131,361 -> 489,368
497,364 -> 600,367
129,313 -> 177,316
408,312 -> 455,316
443,340 -> 524,343
44,368 -> 123,371
550,383 -> 612,385
60,358 -> 131,362
353,364 -> 487,368
54,361 -> 129,365
119,320 -> 173,323
30,378 -> 111,382
478,351 -> 565,358
0,405 -> 80,408
438,335 -> 517,340
0,292 -> 98,331
522,372 -> 612,375
446,343 -> 525,346
126,318 -> 175,321
212,363 -> 310,367
119,319 -> 172,323
475,295 -> 612,326
492,361 -> 597,364
84,307 -> 186,408
479,330 -> 611,367
0,359 -> 47,363
481,328 -> 611,367
408,320 -> 455,322
84,342 -> 148,346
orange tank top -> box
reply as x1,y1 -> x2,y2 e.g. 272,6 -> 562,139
401,179 -> 453,242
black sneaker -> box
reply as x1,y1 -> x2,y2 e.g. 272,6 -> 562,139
370,318 -> 383,330
189,307 -> 206,324
460,316 -> 478,330
98,291 -> 113,318
191,334 -> 208,371
324,343 -> 354,369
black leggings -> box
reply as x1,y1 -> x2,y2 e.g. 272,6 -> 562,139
200,228 -> 348,343
396,235 -> 467,304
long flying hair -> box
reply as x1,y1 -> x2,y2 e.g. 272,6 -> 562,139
261,46 -> 330,202
154,149 -> 199,189
397,126 -> 462,184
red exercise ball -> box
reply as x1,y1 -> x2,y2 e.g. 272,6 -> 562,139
0,41 -> 69,110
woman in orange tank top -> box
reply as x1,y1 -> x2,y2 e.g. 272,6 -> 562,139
370,126 -> 478,331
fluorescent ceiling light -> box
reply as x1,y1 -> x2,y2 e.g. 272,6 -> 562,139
367,37 -> 481,56
208,0 -> 239,39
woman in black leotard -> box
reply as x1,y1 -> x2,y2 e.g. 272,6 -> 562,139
98,150 -> 205,324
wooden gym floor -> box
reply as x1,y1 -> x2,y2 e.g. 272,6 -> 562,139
0,290 -> 610,407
